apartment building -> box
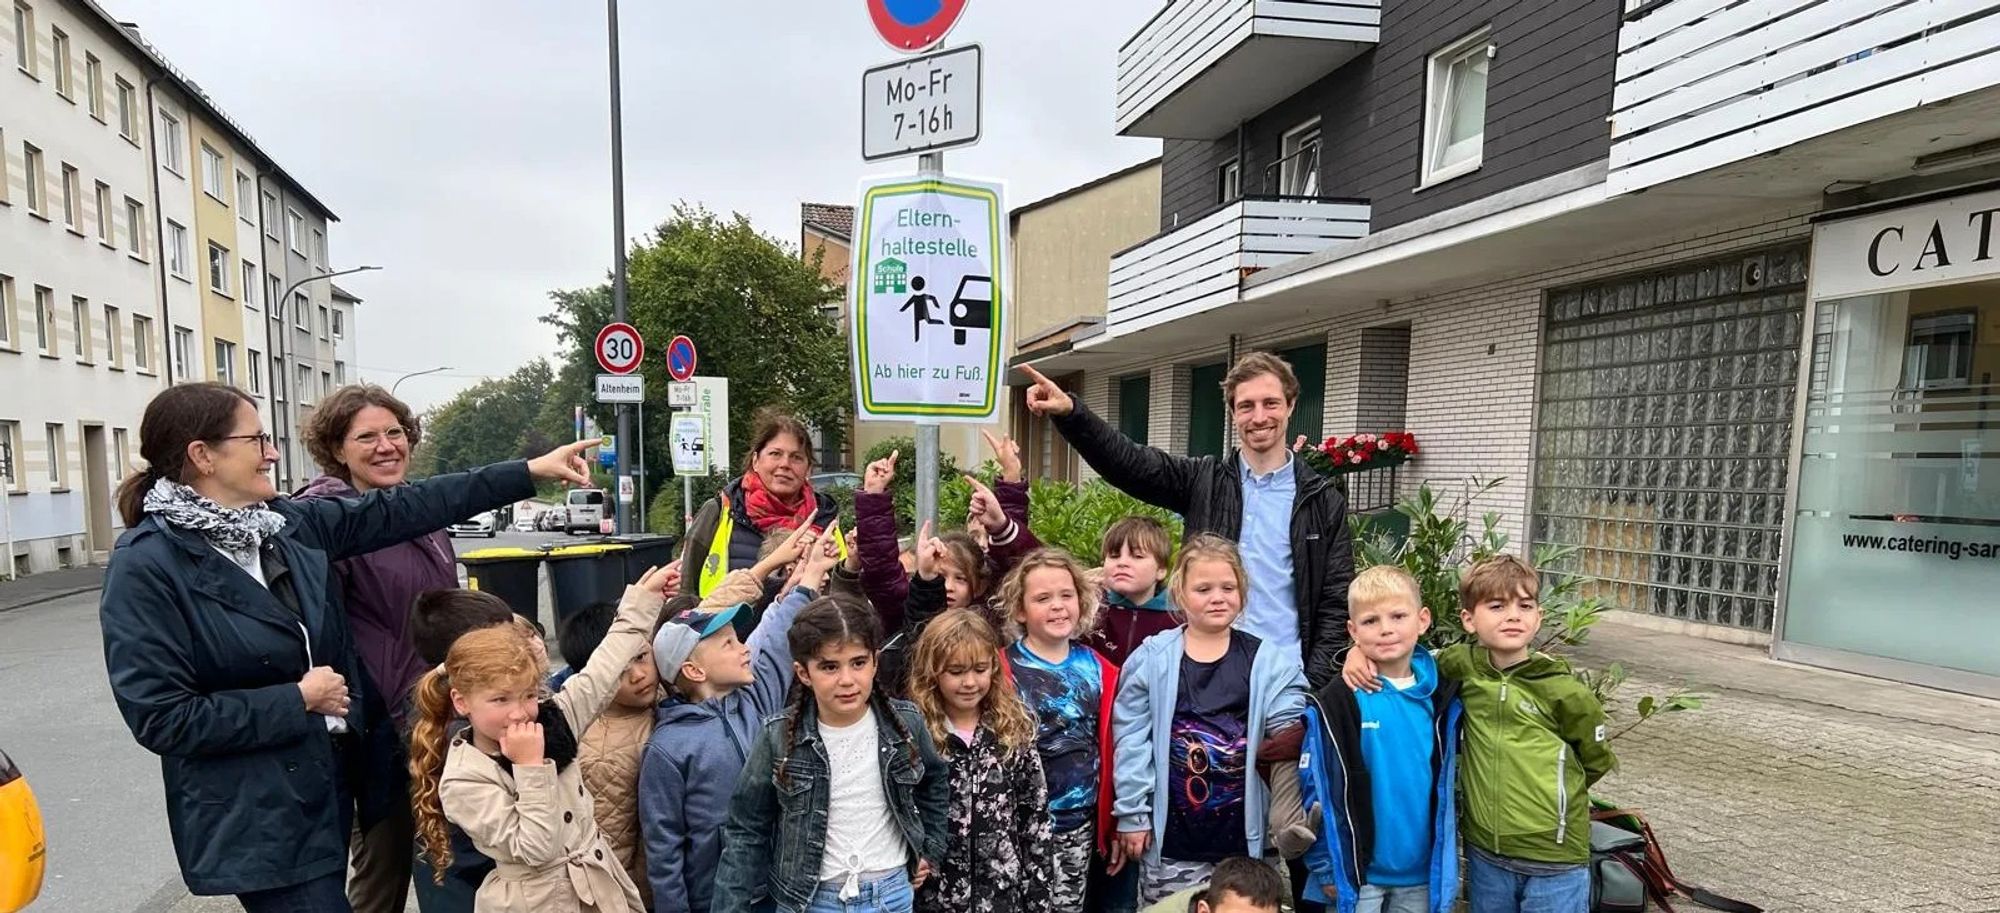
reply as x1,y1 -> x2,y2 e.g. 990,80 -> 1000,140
1,0 -> 341,574
1012,0 -> 2000,696
260,174 -> 341,493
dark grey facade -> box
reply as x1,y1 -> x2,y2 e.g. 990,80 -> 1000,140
1157,0 -> 1621,233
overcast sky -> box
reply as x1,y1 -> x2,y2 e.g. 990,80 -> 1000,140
105,0 -> 1163,410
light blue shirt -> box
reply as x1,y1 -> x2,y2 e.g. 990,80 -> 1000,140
1237,454 -> 1299,666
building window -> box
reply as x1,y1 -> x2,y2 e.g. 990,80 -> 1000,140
317,305 -> 330,339
132,314 -> 152,371
103,304 -> 120,366
33,285 -> 53,354
311,228 -> 325,268
261,191 -> 279,237
208,242 -> 231,295
23,142 -> 44,215
159,109 -> 184,175
334,360 -> 346,385
296,363 -> 312,403
166,220 -> 190,278
172,325 -> 192,378
123,197 -> 145,257
115,76 -> 135,138
267,275 -> 282,315
1189,361 -> 1227,458
321,370 -> 332,398
1280,119 -> 1322,197
331,308 -> 343,338
286,208 -> 305,253
44,423 -> 65,487
1903,311 -> 1977,390
214,338 -> 236,385
0,421 -> 19,492
84,51 -> 102,119
0,274 -> 12,347
113,427 -> 128,477
12,2 -> 32,76
234,170 -> 251,215
247,347 -> 263,395
59,162 -> 79,229
242,261 -> 257,308
272,354 -> 285,402
0,127 -> 8,205
93,181 -> 112,245
1118,373 -> 1152,447
200,144 -> 226,201
1217,159 -> 1240,205
1422,30 -> 1491,187
293,291 -> 309,329
49,25 -> 67,98
69,295 -> 88,360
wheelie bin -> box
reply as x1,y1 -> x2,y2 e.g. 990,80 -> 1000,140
457,547 -> 546,627
544,542 -> 633,625
606,534 -> 679,584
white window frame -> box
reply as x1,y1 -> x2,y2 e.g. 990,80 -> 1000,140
49,24 -> 68,98
1219,159 -> 1241,204
159,109 -> 185,176
12,2 -> 33,77
1280,118 -> 1323,198
113,427 -> 128,477
286,209 -> 306,254
293,291 -> 309,330
167,220 -> 190,279
317,304 -> 329,340
320,370 -> 331,398
331,308 -> 344,338
235,171 -> 253,221
207,241 -> 231,296
132,314 -> 152,371
69,294 -> 88,361
171,325 -> 193,378
115,76 -> 136,139
334,360 -> 346,386
213,338 -> 236,385
84,51 -> 102,120
0,421 -> 20,492
267,275 -> 282,315
93,180 -> 112,245
33,285 -> 53,355
262,191 -> 279,238
0,274 -> 12,348
242,261 -> 257,308
103,303 -> 120,367
311,228 -> 326,269
247,347 -> 263,395
23,143 -> 45,216
296,363 -> 312,403
44,422 -> 66,487
271,354 -> 285,402
200,144 -> 226,202
1421,30 -> 1492,188
123,196 -> 145,258
59,162 -> 79,229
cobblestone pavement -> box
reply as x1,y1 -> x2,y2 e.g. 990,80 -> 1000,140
1575,623 -> 2000,913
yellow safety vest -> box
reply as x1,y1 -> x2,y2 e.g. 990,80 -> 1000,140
697,502 -> 847,597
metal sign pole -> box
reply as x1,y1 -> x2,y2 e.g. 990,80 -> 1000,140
608,0 -> 633,534
913,149 -> 944,534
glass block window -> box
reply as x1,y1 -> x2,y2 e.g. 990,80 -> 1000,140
1532,245 -> 1808,631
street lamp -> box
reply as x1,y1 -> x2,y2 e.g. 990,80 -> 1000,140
274,264 -> 380,488
391,366 -> 452,394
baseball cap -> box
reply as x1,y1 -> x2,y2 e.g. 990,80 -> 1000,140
653,603 -> 745,682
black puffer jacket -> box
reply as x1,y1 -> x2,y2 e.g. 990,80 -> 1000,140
1050,396 -> 1354,688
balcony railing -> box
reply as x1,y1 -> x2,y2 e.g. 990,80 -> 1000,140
1608,0 -> 2000,194
1106,195 -> 1369,337
1116,0 -> 1379,139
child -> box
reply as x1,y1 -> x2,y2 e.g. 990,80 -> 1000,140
1112,535 -> 1308,906
853,433 -> 1040,624
1085,515 -> 1177,668
1140,855 -> 1289,913
640,524 -> 831,913
994,548 -> 1117,912
1301,566 -> 1462,913
408,565 -> 672,913
713,598 -> 950,913
559,600 -> 664,908
1344,555 -> 1615,913
905,609 -> 1056,913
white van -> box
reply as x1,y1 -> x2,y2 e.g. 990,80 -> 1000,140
564,489 -> 606,535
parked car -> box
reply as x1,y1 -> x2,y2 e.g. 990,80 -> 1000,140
538,508 -> 568,532
447,511 -> 498,538
0,747 -> 45,913
564,489 -> 606,535
811,471 -> 862,491
511,516 -> 538,533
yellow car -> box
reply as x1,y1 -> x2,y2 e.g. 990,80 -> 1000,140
0,748 -> 44,913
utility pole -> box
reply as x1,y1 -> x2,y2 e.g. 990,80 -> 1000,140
607,0 -> 633,534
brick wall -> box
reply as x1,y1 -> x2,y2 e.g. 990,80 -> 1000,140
1355,325 -> 1412,432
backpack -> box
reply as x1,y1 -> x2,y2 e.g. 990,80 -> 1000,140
1590,806 -> 1762,913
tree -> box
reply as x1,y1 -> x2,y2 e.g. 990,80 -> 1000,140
544,204 -> 849,488
417,359 -> 559,478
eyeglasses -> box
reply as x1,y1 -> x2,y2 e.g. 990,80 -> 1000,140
349,427 -> 409,448
215,432 -> 275,449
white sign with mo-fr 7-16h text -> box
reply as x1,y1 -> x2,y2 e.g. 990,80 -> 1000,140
861,44 -> 980,162
849,173 -> 1007,423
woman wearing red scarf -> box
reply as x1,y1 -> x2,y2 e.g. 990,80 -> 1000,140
679,409 -> 841,598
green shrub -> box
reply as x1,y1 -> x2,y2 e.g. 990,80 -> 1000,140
647,474 -> 728,536
1026,479 -> 1183,566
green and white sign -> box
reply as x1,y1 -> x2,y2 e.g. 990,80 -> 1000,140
850,173 -> 1008,422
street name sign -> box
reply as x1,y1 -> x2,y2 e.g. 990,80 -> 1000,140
849,173 -> 1008,423
862,44 -> 981,162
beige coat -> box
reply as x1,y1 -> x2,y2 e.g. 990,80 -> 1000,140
440,584 -> 660,913
579,698 -> 654,908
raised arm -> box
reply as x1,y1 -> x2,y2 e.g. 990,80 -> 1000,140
550,569 -> 668,731
854,450 -> 912,619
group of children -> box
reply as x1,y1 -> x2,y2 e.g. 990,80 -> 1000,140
394,443 -> 1615,913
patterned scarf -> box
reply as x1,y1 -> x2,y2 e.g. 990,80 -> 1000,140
141,477 -> 289,552
739,470 -> 818,534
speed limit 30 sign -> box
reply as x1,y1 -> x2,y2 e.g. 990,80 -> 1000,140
595,323 -> 644,375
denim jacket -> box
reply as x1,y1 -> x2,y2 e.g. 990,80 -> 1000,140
713,696 -> 949,913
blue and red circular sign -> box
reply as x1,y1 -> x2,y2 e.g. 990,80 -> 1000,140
867,0 -> 967,53
666,335 -> 698,382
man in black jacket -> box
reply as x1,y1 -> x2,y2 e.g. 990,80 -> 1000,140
1022,352 -> 1354,689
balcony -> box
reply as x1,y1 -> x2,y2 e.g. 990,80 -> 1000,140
1117,0 -> 1379,139
1608,0 -> 2000,195
1106,196 -> 1369,337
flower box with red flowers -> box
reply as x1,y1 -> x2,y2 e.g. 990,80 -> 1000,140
1299,431 -> 1420,477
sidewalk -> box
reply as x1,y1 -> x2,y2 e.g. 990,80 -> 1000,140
1570,618 -> 2000,912
0,564 -> 104,613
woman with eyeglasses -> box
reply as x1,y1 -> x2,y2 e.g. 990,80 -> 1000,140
293,384 -> 459,913
679,408 -> 842,599
98,381 -> 596,913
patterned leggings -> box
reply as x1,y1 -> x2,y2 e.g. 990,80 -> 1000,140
1051,825 -> 1095,910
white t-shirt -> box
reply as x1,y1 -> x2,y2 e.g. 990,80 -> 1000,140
1385,674 -> 1417,691
816,707 -> 910,885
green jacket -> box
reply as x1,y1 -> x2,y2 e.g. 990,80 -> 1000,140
1436,643 -> 1615,865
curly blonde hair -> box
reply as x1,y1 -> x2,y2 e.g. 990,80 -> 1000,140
995,548 -> 1100,643
408,624 -> 547,884
906,609 -> 1037,756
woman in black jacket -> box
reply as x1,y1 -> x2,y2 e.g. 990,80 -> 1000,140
98,382 -> 594,913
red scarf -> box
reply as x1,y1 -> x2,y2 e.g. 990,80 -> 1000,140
741,470 -> 817,534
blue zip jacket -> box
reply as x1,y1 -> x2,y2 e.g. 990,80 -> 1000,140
1111,627 -> 1308,866
1299,651 -> 1464,913
638,584 -> 814,913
